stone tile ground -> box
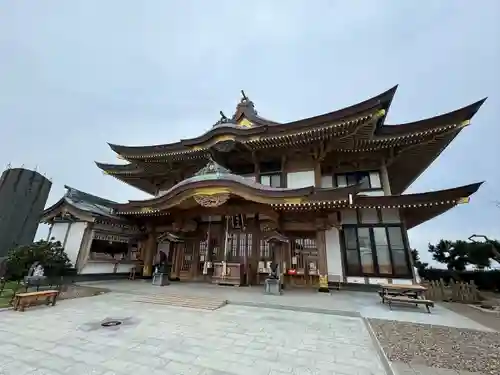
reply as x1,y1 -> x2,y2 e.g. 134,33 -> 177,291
0,293 -> 387,375
81,280 -> 492,331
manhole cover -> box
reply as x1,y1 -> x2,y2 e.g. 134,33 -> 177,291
101,320 -> 122,327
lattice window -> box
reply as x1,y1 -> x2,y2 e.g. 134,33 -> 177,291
291,236 -> 318,275
180,243 -> 194,272
260,240 -> 271,260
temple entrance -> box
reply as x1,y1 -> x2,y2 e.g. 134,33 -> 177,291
169,242 -> 195,281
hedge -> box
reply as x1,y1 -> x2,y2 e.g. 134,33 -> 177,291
419,268 -> 500,291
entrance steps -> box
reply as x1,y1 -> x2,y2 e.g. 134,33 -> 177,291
134,294 -> 227,311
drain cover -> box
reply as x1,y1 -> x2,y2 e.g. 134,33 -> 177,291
101,320 -> 122,327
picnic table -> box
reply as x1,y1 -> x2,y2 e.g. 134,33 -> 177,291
378,283 -> 434,313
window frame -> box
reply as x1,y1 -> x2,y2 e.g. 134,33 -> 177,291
260,172 -> 283,188
333,170 -> 382,191
340,224 -> 412,278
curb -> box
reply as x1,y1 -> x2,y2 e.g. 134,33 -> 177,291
227,300 -> 362,318
363,318 -> 396,375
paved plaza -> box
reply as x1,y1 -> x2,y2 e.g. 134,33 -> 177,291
0,281 -> 495,375
0,292 -> 387,375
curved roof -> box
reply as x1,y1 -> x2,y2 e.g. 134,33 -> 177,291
41,186 -> 121,222
114,160 -> 359,213
376,98 -> 486,137
105,86 -> 398,159
354,182 -> 484,229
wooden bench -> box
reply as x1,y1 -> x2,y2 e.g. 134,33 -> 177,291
385,295 -> 435,313
378,290 -> 419,300
13,290 -> 59,312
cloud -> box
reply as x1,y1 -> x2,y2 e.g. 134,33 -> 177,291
0,0 -> 499,248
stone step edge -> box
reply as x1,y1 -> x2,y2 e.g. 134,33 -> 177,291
134,295 -> 227,304
135,300 -> 226,310
135,298 -> 226,307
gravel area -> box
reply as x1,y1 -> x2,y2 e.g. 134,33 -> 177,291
369,319 -> 500,374
443,302 -> 500,332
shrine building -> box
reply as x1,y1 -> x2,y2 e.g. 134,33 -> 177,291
41,87 -> 485,289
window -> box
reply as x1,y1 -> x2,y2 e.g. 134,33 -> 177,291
358,228 -> 374,274
342,225 -> 411,277
344,228 -> 361,274
260,173 -> 282,188
387,227 -> 408,276
333,171 -> 382,190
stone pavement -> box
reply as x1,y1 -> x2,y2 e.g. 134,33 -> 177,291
0,292 -> 388,375
81,280 -> 493,331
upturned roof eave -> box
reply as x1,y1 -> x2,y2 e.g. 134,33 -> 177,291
112,178 -> 361,212
279,85 -> 398,129
354,182 -> 483,207
376,98 -> 487,137
103,86 -> 399,159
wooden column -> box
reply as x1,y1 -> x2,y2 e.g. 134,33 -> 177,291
251,216 -> 260,285
191,240 -> 200,280
380,162 -> 391,195
75,223 -> 94,273
314,160 -> 322,187
280,154 -> 288,188
253,152 -> 261,183
316,219 -> 329,292
143,230 -> 157,277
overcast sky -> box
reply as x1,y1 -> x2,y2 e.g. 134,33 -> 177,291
1,1 -> 499,265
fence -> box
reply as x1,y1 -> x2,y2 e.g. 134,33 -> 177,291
422,279 -> 480,303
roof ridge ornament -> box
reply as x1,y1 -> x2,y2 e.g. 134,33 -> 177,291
194,157 -> 231,177
213,111 -> 234,127
240,90 -> 249,103
238,90 -> 257,113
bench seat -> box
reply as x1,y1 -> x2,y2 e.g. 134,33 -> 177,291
384,295 -> 435,313
13,290 -> 59,312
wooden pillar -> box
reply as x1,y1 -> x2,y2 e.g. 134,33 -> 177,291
316,219 -> 329,292
46,223 -> 54,241
143,231 -> 156,277
401,220 -> 417,284
75,223 -> 94,273
251,216 -> 260,285
254,158 -> 261,183
380,162 -> 391,195
192,240 -> 200,279
280,154 -> 287,188
314,160 -> 322,187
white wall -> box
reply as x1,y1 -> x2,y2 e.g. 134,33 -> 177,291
359,208 -> 378,224
81,262 -> 135,274
64,222 -> 87,267
341,210 -> 357,224
50,222 -> 69,244
392,279 -> 414,285
287,170 -> 314,188
325,228 -> 343,280
320,176 -> 333,188
357,190 -> 384,196
81,262 -> 114,274
381,208 -> 400,223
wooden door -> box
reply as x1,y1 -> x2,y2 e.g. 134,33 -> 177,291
178,242 -> 194,281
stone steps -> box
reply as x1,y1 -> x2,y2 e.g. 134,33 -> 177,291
134,294 -> 227,311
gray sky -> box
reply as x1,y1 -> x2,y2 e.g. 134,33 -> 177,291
1,1 -> 499,266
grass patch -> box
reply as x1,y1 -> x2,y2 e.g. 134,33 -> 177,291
0,281 -> 20,308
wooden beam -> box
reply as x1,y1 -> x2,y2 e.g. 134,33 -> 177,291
169,203 -> 280,223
